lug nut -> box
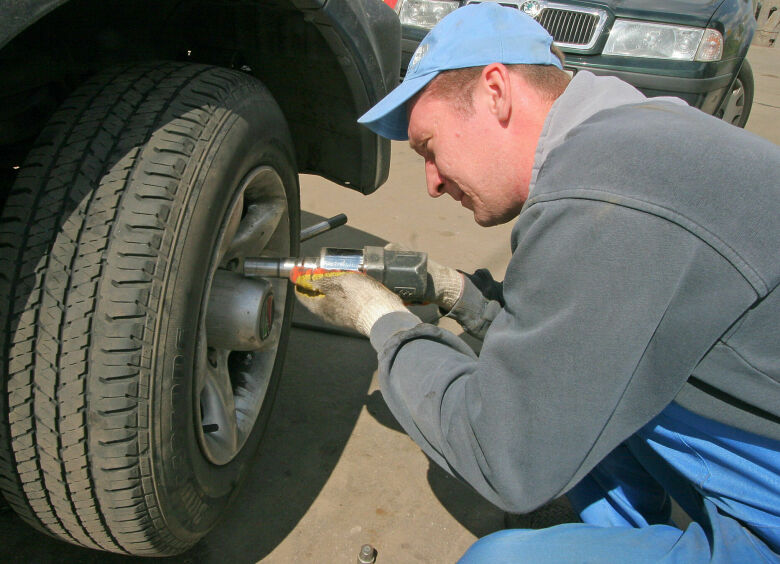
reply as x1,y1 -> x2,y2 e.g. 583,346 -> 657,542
357,544 -> 377,564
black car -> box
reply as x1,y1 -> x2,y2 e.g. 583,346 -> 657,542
388,0 -> 756,127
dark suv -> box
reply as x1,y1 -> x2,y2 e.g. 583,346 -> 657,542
0,0 -> 399,556
389,0 -> 756,127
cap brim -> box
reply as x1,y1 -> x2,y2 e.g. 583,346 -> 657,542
358,71 -> 439,141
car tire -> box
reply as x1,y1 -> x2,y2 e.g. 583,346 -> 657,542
0,61 -> 299,555
718,59 -> 754,128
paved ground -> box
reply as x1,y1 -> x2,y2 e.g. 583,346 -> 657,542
745,45 -> 780,146
0,46 -> 777,564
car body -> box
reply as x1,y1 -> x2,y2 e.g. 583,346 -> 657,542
389,0 -> 756,126
0,0 -> 400,198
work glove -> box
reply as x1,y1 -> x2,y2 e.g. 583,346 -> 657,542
291,268 -> 408,336
385,243 -> 464,311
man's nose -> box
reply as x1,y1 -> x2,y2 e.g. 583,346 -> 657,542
425,160 -> 445,198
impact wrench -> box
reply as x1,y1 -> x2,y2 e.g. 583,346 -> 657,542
241,214 -> 430,302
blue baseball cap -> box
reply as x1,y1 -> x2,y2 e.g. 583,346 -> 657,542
358,2 -> 562,140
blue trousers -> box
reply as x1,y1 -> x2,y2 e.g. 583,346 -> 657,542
459,403 -> 780,563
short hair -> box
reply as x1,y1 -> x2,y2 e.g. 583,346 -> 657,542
425,45 -> 569,115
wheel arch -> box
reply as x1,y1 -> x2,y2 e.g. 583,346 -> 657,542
0,0 -> 400,196
706,0 -> 757,118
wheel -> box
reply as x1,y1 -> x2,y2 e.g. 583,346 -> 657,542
0,62 -> 299,555
717,59 -> 754,128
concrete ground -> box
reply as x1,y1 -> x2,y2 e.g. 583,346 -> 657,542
0,46 -> 777,564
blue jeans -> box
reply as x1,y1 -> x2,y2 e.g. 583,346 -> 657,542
459,403 -> 780,563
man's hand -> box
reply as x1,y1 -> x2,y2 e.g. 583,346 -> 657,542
291,268 -> 408,336
385,243 -> 464,311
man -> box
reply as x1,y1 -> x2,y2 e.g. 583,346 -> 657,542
293,3 -> 780,562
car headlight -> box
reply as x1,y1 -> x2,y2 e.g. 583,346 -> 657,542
397,0 -> 459,30
604,20 -> 723,61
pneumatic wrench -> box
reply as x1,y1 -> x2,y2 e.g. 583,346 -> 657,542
241,214 -> 430,302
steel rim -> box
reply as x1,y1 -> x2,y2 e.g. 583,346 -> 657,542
196,166 -> 289,466
720,77 -> 745,126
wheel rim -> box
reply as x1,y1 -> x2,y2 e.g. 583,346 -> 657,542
196,166 -> 290,466
720,77 -> 745,126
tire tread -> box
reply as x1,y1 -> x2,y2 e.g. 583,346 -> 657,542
0,61 -> 269,555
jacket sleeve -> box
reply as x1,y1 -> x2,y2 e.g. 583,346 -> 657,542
369,198 -> 755,513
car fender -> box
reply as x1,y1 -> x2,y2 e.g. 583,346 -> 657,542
0,0 -> 68,49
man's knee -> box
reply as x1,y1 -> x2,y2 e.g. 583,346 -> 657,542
458,522 -> 707,563
458,525 -> 593,564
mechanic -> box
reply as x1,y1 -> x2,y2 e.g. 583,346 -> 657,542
293,3 -> 780,562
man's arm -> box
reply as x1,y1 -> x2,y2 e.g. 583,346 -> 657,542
371,198 -> 755,513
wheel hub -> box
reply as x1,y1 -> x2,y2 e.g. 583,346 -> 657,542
206,270 -> 274,351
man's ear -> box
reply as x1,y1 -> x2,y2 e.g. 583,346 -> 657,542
480,63 -> 512,122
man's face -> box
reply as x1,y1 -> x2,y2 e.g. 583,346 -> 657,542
407,84 -> 527,227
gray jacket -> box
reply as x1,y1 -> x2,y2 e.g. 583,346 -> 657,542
370,72 -> 780,513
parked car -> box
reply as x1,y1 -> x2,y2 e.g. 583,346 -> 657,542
0,0 -> 399,556
388,0 -> 756,127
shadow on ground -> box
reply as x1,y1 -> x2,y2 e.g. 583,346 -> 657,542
0,324 -> 381,563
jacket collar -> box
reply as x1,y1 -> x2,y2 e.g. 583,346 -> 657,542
528,71 -> 685,198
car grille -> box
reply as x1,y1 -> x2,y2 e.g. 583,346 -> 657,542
466,1 -> 608,50
538,9 -> 599,47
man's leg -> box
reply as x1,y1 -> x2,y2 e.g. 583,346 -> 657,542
628,403 -> 780,556
457,523 -> 701,564
460,443 -> 700,563
565,442 -> 673,528
460,403 -> 780,563
459,504 -> 777,564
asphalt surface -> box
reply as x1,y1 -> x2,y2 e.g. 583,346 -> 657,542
0,45 -> 777,563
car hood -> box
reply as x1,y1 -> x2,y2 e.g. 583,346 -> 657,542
595,0 -> 723,26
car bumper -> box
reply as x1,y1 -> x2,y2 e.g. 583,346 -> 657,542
565,61 -> 735,115
401,25 -> 737,115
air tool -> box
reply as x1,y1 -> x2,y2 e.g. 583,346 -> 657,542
242,214 -> 429,302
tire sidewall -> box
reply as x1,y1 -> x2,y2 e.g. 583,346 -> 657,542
735,61 -> 754,128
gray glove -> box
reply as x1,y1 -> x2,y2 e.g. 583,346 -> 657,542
291,268 -> 407,336
385,243 -> 464,311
